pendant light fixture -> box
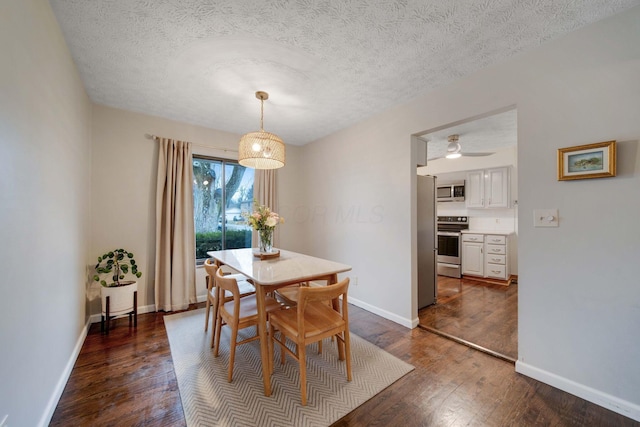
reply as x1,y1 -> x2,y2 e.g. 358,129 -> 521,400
238,91 -> 285,169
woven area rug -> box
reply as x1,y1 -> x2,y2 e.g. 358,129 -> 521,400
164,308 -> 414,427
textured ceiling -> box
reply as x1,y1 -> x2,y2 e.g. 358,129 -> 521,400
50,0 -> 640,146
419,109 -> 518,160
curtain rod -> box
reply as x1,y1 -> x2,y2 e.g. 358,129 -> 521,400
145,133 -> 238,153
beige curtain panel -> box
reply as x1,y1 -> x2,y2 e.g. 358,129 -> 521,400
253,169 -> 279,247
155,137 -> 196,311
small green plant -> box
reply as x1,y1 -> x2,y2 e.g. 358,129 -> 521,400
93,248 -> 142,287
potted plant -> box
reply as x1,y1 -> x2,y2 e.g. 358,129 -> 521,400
93,248 -> 142,333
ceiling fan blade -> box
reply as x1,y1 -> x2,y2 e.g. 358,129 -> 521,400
461,152 -> 495,157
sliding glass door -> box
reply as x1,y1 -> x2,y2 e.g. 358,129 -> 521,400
193,156 -> 254,263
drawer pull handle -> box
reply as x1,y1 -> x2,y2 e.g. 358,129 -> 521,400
492,270 -> 501,274
491,249 -> 500,252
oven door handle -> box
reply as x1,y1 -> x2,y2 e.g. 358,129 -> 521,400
437,231 -> 461,236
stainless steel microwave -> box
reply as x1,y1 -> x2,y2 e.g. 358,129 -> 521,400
436,181 -> 465,202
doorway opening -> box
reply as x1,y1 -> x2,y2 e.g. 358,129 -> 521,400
415,106 -> 518,361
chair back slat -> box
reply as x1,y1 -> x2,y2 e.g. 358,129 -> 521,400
215,267 -> 240,299
298,279 -> 348,305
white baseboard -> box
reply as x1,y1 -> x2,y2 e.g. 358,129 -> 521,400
39,318 -> 91,427
348,296 -> 415,329
516,361 -> 640,422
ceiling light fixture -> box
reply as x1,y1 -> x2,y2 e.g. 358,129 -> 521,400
445,134 -> 462,159
238,91 -> 285,169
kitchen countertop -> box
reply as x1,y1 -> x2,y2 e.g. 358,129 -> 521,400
462,229 -> 515,235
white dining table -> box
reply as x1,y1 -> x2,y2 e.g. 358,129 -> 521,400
207,248 -> 352,396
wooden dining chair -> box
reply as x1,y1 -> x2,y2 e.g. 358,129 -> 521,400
203,258 -> 255,333
268,277 -> 352,405
213,266 -> 283,382
275,281 -> 331,354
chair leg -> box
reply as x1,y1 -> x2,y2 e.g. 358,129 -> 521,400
344,330 -> 352,382
269,323 -> 281,375
336,331 -> 346,361
298,340 -> 307,406
213,311 -> 223,354
204,297 -> 210,332
279,332 -> 286,366
210,307 -> 218,349
204,276 -> 211,331
268,323 -> 274,375
228,321 -> 239,382
211,287 -> 220,337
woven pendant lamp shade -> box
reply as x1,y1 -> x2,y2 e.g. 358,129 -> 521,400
238,92 -> 285,169
238,131 -> 285,169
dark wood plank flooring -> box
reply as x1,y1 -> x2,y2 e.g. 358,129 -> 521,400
419,276 -> 518,360
51,302 -> 636,426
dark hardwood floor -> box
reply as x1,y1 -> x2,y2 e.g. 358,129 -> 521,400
419,276 -> 518,361
51,302 -> 636,426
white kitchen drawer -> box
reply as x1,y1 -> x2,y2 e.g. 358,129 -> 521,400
486,235 -> 506,244
486,254 -> 506,265
486,244 -> 506,255
462,234 -> 484,242
485,263 -> 507,279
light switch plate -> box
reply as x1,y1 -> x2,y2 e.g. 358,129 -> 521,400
534,209 -> 559,227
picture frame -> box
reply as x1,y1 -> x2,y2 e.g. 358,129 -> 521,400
557,140 -> 616,181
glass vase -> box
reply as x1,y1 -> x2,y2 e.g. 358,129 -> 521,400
258,227 -> 274,253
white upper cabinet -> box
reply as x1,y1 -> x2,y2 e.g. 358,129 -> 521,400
465,170 -> 485,208
465,167 -> 510,209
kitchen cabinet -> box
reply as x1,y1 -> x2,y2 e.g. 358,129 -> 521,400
465,167 -> 510,209
461,234 -> 484,277
484,234 -> 509,280
462,231 -> 513,282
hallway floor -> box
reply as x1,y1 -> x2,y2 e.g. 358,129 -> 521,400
418,276 -> 518,360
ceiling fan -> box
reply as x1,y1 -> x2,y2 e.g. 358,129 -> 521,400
429,134 -> 495,160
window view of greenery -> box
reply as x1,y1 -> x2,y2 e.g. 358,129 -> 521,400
193,156 -> 254,262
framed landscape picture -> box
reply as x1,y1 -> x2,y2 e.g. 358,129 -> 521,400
557,140 -> 616,181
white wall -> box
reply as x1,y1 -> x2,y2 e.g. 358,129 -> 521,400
274,141 -> 307,252
295,116 -> 413,326
0,1 -> 92,426
298,8 -> 640,421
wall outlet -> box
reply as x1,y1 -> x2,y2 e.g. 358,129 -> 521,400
353,276 -> 358,286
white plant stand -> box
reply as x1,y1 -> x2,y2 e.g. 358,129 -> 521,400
101,281 -> 138,334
